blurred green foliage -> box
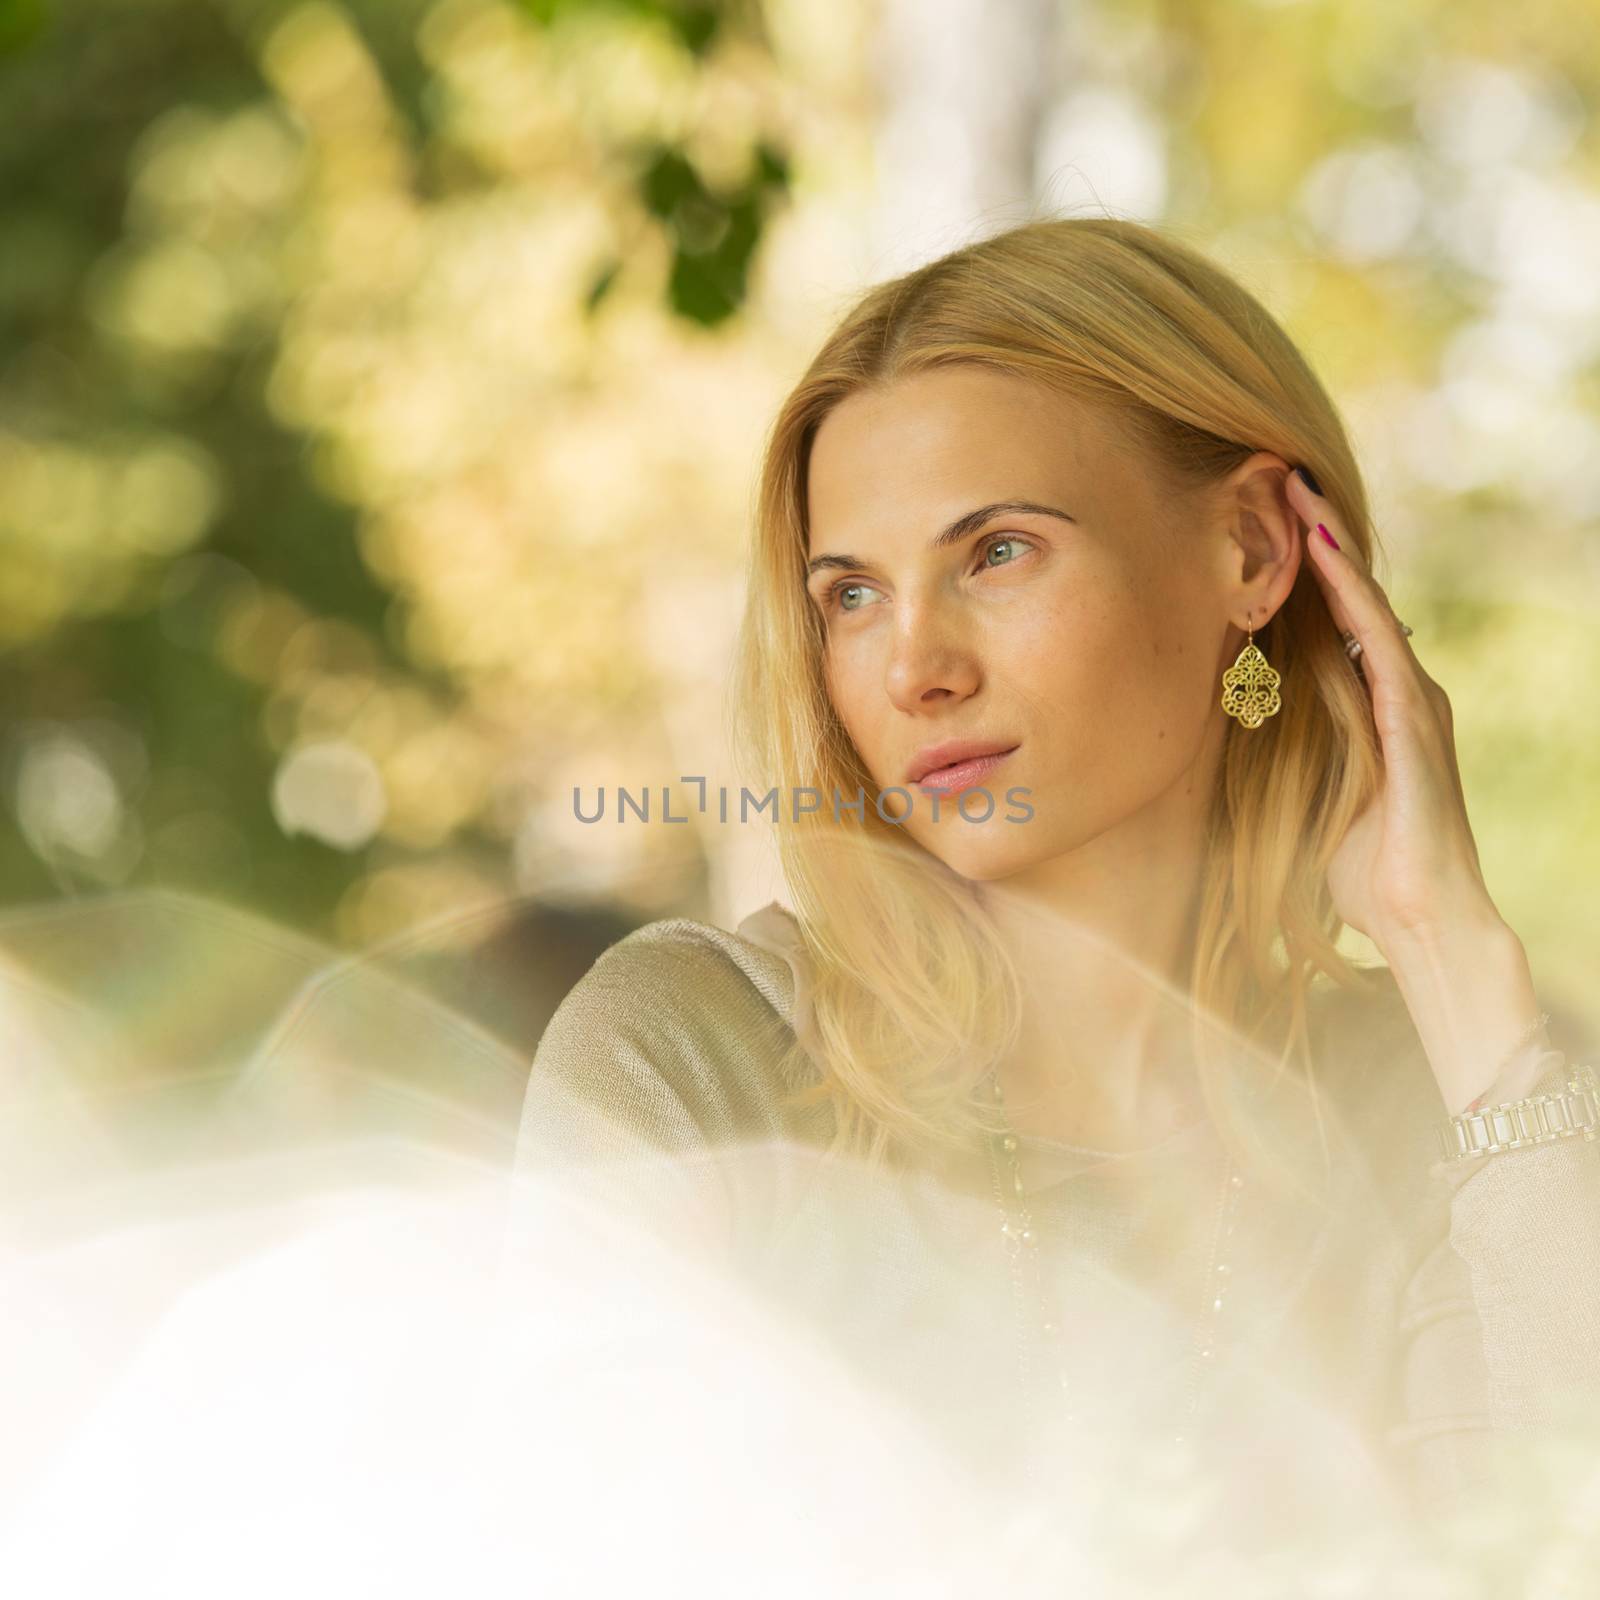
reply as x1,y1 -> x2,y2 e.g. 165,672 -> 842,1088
515,0 -> 729,57
0,0 -> 791,939
0,0 -> 44,56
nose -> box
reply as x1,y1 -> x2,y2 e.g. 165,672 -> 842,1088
883,599 -> 981,712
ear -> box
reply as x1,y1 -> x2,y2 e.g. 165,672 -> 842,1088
1218,453 -> 1304,624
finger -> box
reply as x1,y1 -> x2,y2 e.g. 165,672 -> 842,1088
1284,472 -> 1358,639
1286,471 -> 1421,689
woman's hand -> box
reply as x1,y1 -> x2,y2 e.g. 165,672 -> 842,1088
1287,469 -> 1546,1114
1286,470 -> 1498,949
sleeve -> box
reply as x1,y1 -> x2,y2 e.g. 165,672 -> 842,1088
510,924 -> 797,1261
1384,1044 -> 1600,1523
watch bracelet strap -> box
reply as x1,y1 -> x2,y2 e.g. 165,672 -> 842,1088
1437,1058 -> 1600,1164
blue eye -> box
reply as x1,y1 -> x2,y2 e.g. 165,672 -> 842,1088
981,536 -> 1025,567
829,581 -> 884,613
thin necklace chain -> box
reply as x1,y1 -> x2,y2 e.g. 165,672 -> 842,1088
983,1068 -> 1245,1447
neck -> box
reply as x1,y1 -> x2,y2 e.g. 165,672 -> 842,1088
977,789 -> 1215,1150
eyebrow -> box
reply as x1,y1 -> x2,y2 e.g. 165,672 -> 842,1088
805,499 -> 1078,580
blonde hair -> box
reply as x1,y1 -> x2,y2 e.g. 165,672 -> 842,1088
728,216 -> 1388,1212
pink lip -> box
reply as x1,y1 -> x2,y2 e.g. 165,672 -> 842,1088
914,746 -> 1018,795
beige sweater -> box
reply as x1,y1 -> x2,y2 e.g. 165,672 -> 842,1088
513,901 -> 1600,1565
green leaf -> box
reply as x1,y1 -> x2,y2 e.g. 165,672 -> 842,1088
584,257 -> 622,315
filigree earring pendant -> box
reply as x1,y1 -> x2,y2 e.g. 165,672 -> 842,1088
1220,615 -> 1282,729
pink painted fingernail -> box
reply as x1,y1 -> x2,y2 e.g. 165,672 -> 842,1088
1317,523 -> 1340,550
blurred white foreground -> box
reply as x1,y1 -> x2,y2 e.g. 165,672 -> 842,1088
0,891 -> 1593,1596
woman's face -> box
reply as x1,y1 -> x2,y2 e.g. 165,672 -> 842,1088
804,366 -> 1297,882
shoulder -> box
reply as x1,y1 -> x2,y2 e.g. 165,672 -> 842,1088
545,907 -> 804,1054
518,904 -> 820,1168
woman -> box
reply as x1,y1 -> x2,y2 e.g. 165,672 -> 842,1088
514,218 -> 1600,1574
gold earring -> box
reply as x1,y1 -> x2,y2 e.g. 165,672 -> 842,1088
1220,613 -> 1281,729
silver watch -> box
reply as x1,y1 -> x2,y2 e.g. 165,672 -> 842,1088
1437,1058 -> 1600,1164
